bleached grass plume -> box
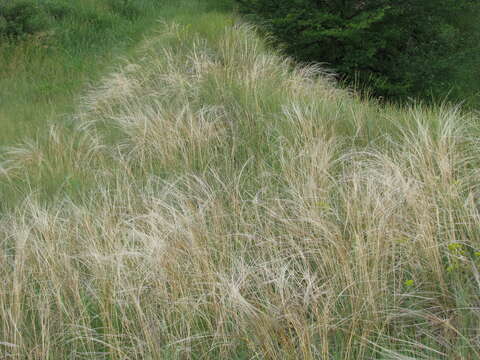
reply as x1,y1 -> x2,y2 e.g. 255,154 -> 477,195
1,19 -> 479,360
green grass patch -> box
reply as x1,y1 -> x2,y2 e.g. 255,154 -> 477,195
0,0 -> 234,146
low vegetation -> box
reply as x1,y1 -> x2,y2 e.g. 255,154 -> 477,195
0,0 -> 186,146
1,0 -> 480,359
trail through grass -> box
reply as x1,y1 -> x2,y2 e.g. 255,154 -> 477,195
0,0 -> 233,146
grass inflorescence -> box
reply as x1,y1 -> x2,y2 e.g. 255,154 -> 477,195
1,1 -> 480,359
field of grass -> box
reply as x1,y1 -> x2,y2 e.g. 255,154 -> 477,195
0,0 -> 231,146
1,0 -> 480,359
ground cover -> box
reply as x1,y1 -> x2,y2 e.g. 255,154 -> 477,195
1,0 -> 479,358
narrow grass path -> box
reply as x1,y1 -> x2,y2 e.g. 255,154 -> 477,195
0,0 -> 233,146
0,0 -> 234,212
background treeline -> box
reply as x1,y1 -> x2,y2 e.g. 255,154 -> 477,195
235,0 -> 480,106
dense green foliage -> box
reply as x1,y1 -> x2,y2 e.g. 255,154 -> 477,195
235,0 -> 480,103
0,1 -> 49,38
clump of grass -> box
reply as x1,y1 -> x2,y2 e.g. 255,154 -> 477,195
1,3 -> 480,359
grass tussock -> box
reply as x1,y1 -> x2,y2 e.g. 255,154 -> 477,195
1,12 -> 480,359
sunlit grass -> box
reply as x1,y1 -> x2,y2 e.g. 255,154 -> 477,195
1,1 -> 480,359
0,0 -> 231,146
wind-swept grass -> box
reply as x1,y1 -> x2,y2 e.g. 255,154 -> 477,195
1,2 -> 480,359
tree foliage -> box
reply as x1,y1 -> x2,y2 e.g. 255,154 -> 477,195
236,0 -> 480,101
0,1 -> 50,38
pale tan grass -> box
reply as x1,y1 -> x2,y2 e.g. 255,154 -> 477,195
0,19 -> 479,359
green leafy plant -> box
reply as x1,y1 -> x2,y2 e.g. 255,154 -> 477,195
0,1 -> 51,38
106,0 -> 142,20
235,0 -> 480,102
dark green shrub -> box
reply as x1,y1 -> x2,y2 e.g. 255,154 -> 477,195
236,0 -> 480,101
0,1 -> 50,38
0,15 -> 7,33
43,2 -> 72,20
106,0 -> 142,20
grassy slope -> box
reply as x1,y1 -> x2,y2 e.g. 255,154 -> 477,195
0,0 -> 229,209
1,0 -> 480,359
0,0 -> 228,146
0,0 -> 148,145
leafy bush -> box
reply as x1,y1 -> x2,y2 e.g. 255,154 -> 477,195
236,0 -> 480,101
0,1 -> 51,38
106,0 -> 142,20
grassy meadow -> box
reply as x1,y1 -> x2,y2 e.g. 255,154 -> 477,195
1,0 -> 480,358
0,0 -> 230,146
